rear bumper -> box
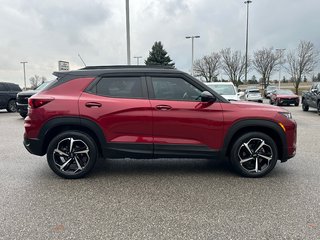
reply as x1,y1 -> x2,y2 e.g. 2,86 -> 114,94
23,135 -> 45,156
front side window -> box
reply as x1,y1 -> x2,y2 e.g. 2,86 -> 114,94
95,77 -> 144,98
151,77 -> 202,101
0,83 -> 8,91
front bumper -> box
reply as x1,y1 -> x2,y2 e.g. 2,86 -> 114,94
16,103 -> 28,114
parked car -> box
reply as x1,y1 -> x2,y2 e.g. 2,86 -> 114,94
244,88 -> 263,103
205,82 -> 240,101
301,82 -> 320,114
24,66 -> 297,179
264,85 -> 277,98
0,82 -> 21,112
269,89 -> 299,106
16,81 -> 52,118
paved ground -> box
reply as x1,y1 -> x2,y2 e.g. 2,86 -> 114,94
0,104 -> 319,240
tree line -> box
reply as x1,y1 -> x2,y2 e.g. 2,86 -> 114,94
193,41 -> 319,94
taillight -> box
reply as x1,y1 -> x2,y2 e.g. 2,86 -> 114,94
28,98 -> 54,109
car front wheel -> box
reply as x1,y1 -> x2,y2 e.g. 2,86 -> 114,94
302,99 -> 309,111
47,131 -> 98,179
230,132 -> 278,178
6,100 -> 17,112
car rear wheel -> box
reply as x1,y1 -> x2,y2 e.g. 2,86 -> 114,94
6,99 -> 17,112
276,99 -> 281,106
302,99 -> 309,111
47,131 -> 98,179
230,132 -> 278,178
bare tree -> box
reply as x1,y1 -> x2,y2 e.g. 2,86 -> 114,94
29,75 -> 47,89
253,48 -> 280,89
193,52 -> 221,82
287,41 -> 319,94
220,48 -> 246,87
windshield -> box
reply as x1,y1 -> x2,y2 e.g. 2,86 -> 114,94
276,89 -> 294,95
248,90 -> 260,94
208,84 -> 236,95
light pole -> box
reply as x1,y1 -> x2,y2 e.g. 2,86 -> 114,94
133,56 -> 142,65
125,0 -> 131,65
186,35 -> 200,76
244,0 -> 252,83
20,61 -> 27,90
276,48 -> 286,89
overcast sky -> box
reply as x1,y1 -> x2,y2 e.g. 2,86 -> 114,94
1,0 -> 319,87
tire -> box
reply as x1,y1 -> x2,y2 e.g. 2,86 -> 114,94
229,132 -> 278,178
20,112 -> 27,118
302,99 -> 309,111
47,131 -> 98,179
6,99 -> 17,112
269,99 -> 273,105
317,102 -> 320,116
276,99 -> 281,106
294,102 -> 299,107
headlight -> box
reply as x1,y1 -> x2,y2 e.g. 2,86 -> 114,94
279,112 -> 292,119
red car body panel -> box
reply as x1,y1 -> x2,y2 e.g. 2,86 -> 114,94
79,92 -> 153,144
150,100 -> 224,149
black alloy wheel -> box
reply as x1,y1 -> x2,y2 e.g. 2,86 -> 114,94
230,132 -> 278,178
47,131 -> 98,179
6,100 -> 17,112
302,99 -> 309,111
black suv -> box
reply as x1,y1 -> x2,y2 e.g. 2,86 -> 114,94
0,82 -> 21,112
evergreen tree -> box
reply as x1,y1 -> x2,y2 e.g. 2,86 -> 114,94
145,41 -> 175,67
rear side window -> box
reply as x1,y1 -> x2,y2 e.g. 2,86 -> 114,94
0,83 -> 7,91
8,84 -> 21,91
95,77 -> 144,98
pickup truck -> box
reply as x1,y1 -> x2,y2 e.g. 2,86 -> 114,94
301,82 -> 320,115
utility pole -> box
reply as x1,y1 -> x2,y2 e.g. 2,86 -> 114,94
133,56 -> 142,65
185,35 -> 200,76
276,48 -> 286,89
20,61 -> 27,90
244,0 -> 252,83
125,0 -> 131,65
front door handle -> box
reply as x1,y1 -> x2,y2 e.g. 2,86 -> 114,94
155,105 -> 172,111
85,102 -> 102,108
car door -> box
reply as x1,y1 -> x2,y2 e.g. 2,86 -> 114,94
79,75 -> 153,158
147,75 -> 224,158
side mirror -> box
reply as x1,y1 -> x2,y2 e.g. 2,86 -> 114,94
200,91 -> 216,103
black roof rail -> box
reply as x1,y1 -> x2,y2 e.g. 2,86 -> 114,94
80,65 -> 176,70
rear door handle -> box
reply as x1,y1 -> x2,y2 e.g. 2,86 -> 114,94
85,102 -> 102,108
155,105 -> 172,111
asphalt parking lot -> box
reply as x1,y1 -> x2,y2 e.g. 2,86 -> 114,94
0,104 -> 319,240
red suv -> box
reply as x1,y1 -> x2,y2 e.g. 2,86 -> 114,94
24,66 -> 297,179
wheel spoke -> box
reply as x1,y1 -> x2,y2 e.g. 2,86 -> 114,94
53,149 -> 68,157
242,143 -> 252,154
255,158 -> 259,172
74,156 -> 83,172
255,140 -> 265,153
258,154 -> 272,161
59,158 -> 73,171
69,138 -> 74,152
74,149 -> 89,154
240,157 -> 254,164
